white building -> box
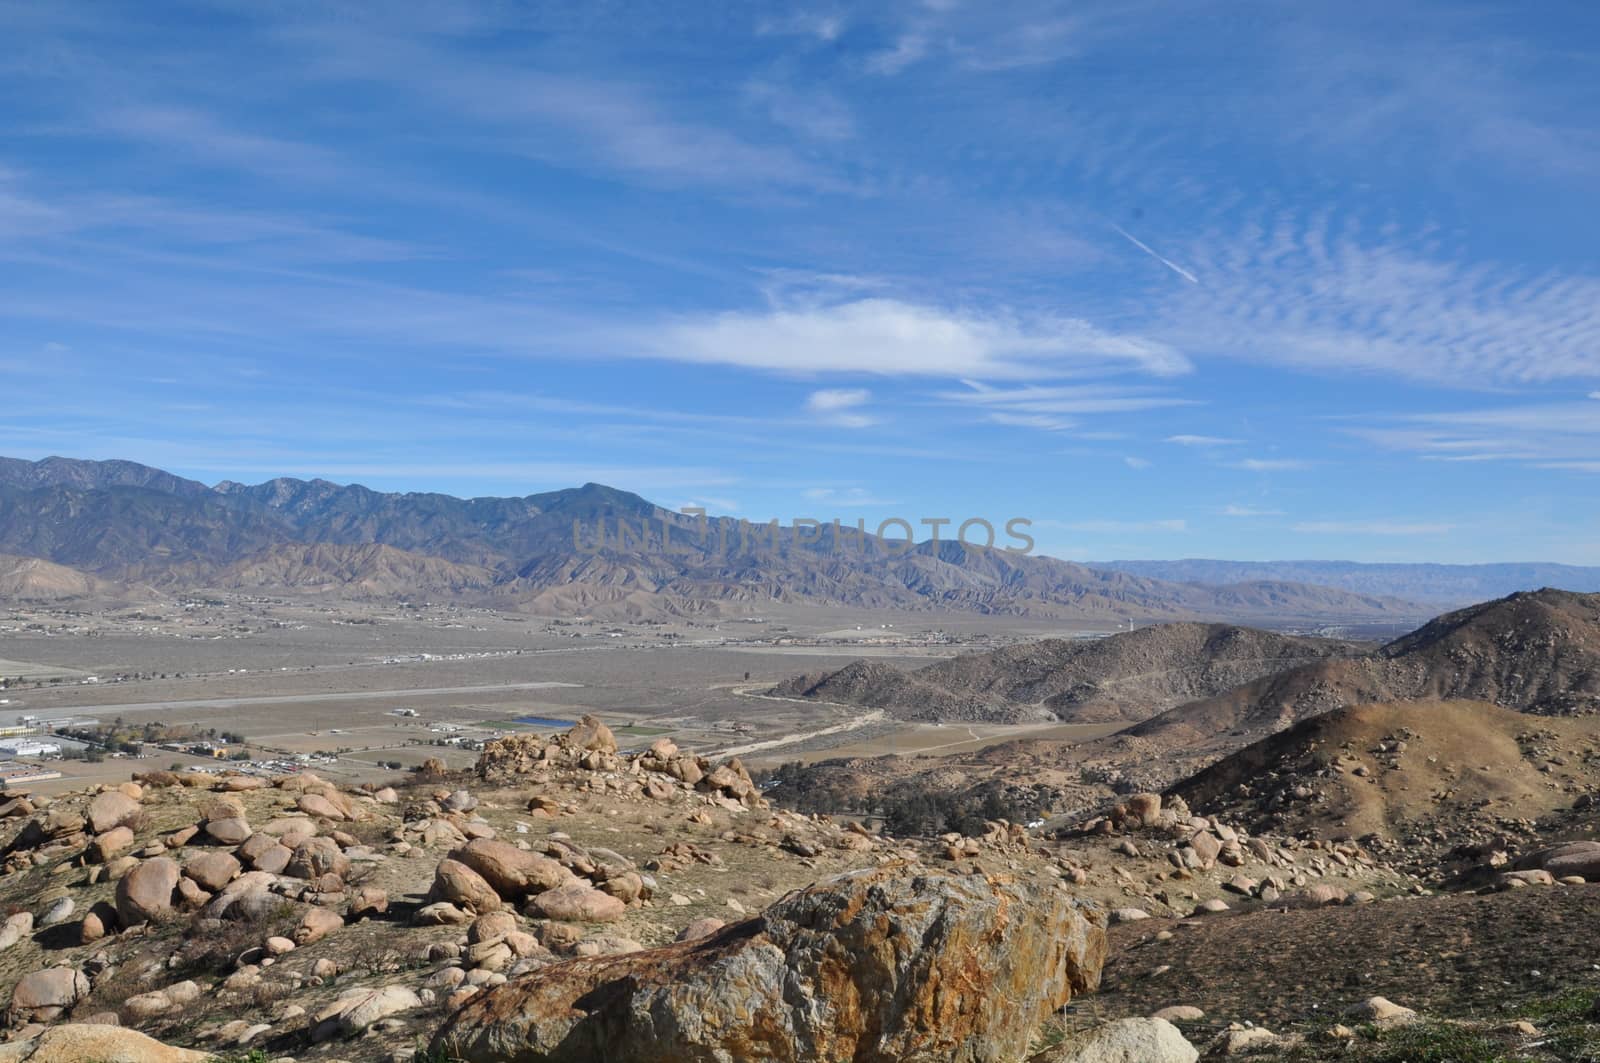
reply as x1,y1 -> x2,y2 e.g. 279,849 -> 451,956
0,739 -> 61,757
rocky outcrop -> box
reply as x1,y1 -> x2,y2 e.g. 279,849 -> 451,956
433,864 -> 1105,1063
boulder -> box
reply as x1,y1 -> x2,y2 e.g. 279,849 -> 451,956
285,836 -> 349,880
1036,1017 -> 1198,1063
182,851 -> 241,892
1151,1006 -> 1205,1022
452,839 -> 573,901
434,864 -> 1105,1063
566,715 -> 617,754
1514,841 -> 1600,881
87,792 -> 141,835
0,912 -> 33,950
115,857 -> 180,926
295,907 -> 344,946
1347,996 -> 1417,1026
199,871 -> 278,922
88,827 -> 135,864
525,883 -> 624,924
312,986 -> 422,1041
36,897 -> 74,929
1123,794 -> 1163,828
204,817 -> 252,846
674,917 -> 725,942
431,859 -> 503,914
414,902 -> 472,926
1187,831 -> 1221,868
298,793 -> 348,821
468,910 -> 519,942
348,887 -> 388,921
9,966 -> 90,1023
0,1024 -> 211,1062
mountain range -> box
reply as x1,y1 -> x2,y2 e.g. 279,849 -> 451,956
1,455 -> 1585,625
1099,558 -> 1600,604
0,454 -> 1438,624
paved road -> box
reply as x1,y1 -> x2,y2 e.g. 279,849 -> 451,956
29,681 -> 582,720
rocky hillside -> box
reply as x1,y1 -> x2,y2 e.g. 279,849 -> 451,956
773,622 -> 1370,724
0,455 -> 1432,624
1122,589 -> 1600,769
0,715 -> 1596,1061
1169,699 -> 1600,876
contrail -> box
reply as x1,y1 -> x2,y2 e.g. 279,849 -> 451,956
1113,224 -> 1199,284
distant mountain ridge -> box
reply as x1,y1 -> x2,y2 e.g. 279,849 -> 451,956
1099,558 -> 1600,604
0,455 -> 1431,623
771,622 -> 1370,724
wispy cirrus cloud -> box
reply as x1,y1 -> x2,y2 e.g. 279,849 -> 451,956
1046,517 -> 1188,533
1223,504 -> 1284,517
1294,520 -> 1454,536
1158,211 -> 1600,387
1345,401 -> 1600,472
1166,434 -> 1241,447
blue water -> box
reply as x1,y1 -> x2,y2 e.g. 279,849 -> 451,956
513,716 -> 573,728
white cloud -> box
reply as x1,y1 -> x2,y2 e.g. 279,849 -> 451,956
801,486 -> 898,506
1045,518 -> 1187,533
986,412 -> 1075,431
1294,520 -> 1454,536
949,380 -> 1194,409
1165,434 -> 1242,447
804,388 -> 876,428
805,388 -> 870,413
866,34 -> 930,75
648,298 -> 1188,379
1233,458 -> 1311,471
1223,504 -> 1283,517
1123,456 -> 1150,469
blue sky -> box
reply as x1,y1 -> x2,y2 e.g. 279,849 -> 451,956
2,1 -> 1599,564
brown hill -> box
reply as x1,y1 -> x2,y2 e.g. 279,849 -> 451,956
1168,699 -> 1600,874
0,554 -> 106,600
1123,589 -> 1600,772
771,622 -> 1368,724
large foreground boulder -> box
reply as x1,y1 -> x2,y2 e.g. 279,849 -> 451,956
433,864 -> 1105,1063
0,1024 -> 210,1062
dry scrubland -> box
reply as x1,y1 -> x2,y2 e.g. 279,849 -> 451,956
1,590 -> 1599,1061
0,714 -> 1594,1062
